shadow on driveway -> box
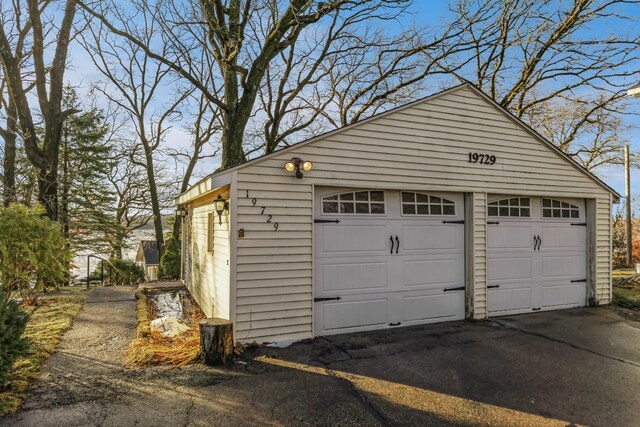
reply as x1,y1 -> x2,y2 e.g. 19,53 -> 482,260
3,288 -> 639,427
247,307 -> 640,426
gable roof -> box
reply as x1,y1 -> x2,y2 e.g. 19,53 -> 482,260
138,240 -> 160,265
180,82 -> 619,202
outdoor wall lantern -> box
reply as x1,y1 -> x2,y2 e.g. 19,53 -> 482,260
284,157 -> 313,179
177,206 -> 188,217
213,194 -> 228,225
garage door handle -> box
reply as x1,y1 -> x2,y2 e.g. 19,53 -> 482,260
390,235 -> 394,254
395,235 -> 399,254
533,235 -> 541,251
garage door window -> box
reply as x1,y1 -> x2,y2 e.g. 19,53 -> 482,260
488,198 -> 530,217
322,190 -> 385,214
401,192 -> 456,215
542,198 -> 580,219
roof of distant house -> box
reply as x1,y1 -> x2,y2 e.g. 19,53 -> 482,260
138,240 -> 159,265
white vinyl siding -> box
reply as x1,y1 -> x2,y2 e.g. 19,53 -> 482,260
212,210 -> 231,319
596,196 -> 612,304
236,88 -> 611,198
469,192 -> 488,318
186,192 -> 231,319
224,85 -> 613,343
234,178 -> 313,343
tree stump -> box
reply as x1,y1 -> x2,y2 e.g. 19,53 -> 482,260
199,318 -> 234,366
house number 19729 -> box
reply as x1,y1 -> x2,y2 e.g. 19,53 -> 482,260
245,190 -> 279,231
468,152 -> 496,165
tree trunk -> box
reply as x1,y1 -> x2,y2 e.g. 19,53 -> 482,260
37,166 -> 59,220
172,151 -> 201,242
220,111 -> 247,169
60,130 -> 70,286
172,214 -> 182,244
199,318 -> 234,366
111,242 -> 124,260
142,142 -> 165,257
36,118 -> 65,220
60,130 -> 70,238
2,101 -> 17,206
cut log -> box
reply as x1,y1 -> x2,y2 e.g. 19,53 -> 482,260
199,318 -> 234,366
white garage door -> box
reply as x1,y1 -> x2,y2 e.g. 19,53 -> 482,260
487,196 -> 587,316
313,188 -> 465,336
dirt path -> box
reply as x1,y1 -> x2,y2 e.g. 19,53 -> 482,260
1,286 -> 138,423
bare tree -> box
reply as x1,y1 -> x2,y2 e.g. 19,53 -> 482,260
0,0 -> 79,219
167,91 -> 222,241
448,0 -> 640,169
524,94 -> 633,170
106,146 -> 155,259
77,0 -> 460,168
80,17 -> 191,255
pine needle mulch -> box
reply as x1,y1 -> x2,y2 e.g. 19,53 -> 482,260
0,287 -> 90,417
124,308 -> 204,369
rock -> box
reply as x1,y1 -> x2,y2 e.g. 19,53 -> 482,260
150,316 -> 190,338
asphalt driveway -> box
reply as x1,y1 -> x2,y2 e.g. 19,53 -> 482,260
3,285 -> 639,426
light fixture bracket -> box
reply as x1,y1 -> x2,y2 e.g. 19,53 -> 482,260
213,194 -> 228,225
284,157 -> 312,179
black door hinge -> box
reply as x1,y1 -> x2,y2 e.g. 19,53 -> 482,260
314,219 -> 340,224
487,221 -> 500,225
443,286 -> 465,292
388,322 -> 401,326
571,222 -> 587,226
571,279 -> 587,283
442,220 -> 465,224
314,297 -> 342,302
487,285 -> 500,289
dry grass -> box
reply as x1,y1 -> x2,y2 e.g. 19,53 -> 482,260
0,287 -> 90,417
612,268 -> 636,281
611,269 -> 640,322
124,307 -> 203,369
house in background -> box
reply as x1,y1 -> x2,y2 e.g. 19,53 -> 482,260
136,240 -> 160,281
176,82 -> 619,346
628,83 -> 640,97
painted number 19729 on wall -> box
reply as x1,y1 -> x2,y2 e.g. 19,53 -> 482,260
468,152 -> 496,165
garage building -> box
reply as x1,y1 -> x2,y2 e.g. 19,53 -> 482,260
176,83 -> 619,345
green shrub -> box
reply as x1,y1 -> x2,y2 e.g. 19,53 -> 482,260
0,204 -> 70,296
94,259 -> 145,286
0,289 -> 30,385
159,237 -> 180,279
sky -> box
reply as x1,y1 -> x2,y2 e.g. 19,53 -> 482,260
61,0 -> 640,206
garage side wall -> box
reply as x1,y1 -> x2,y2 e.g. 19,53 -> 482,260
234,176 -> 313,343
186,192 -> 231,319
186,200 -> 215,317
231,85 -> 614,343
596,196 -> 613,304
